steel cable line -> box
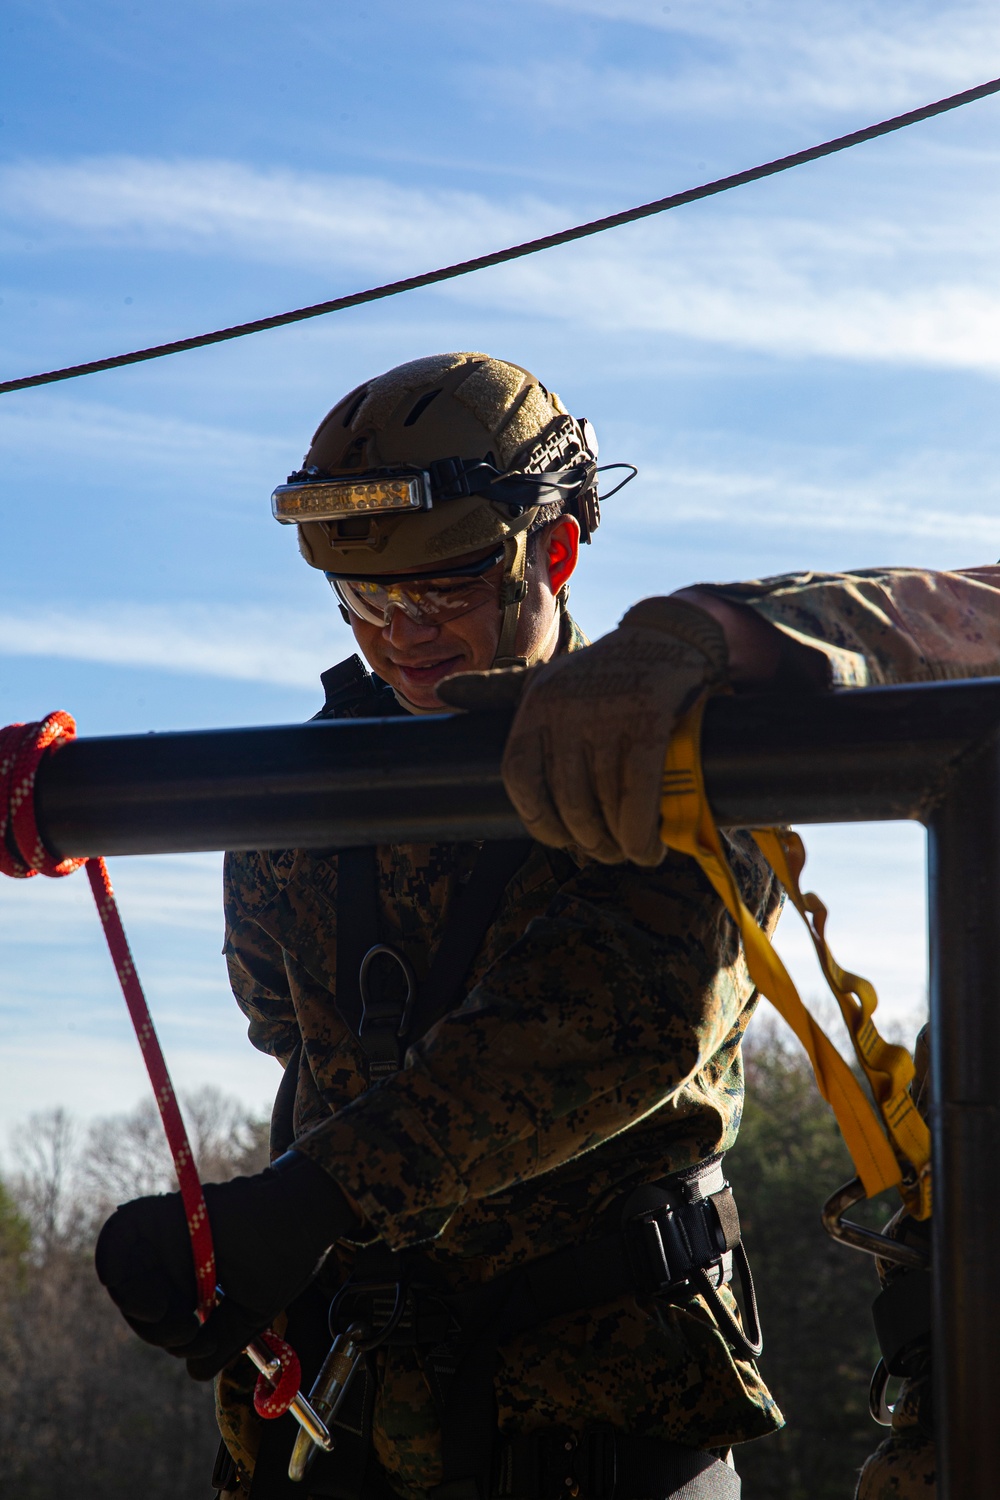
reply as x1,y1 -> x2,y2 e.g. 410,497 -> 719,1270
2,73 -> 999,397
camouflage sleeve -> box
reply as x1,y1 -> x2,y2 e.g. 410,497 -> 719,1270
223,849 -> 300,1067
294,843 -> 773,1249
701,565 -> 1000,687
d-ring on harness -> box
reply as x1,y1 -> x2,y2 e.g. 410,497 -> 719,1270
358,943 -> 418,1080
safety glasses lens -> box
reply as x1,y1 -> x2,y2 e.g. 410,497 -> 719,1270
332,572 -> 500,626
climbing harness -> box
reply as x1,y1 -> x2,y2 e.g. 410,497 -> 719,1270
269,1156 -> 756,1497
0,712 -> 333,1455
260,659 -> 764,1494
659,694 -> 933,1257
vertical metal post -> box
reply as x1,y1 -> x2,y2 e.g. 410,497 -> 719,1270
928,728 -> 1000,1499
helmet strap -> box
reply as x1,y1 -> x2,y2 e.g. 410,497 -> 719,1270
492,528 -> 564,671
493,531 -> 530,669
392,526 -> 563,711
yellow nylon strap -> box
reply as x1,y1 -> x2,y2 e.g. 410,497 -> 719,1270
750,826 -> 932,1219
660,694 -> 931,1219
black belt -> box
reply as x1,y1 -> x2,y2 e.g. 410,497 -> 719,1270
423,1160 -> 758,1500
496,1427 -> 741,1500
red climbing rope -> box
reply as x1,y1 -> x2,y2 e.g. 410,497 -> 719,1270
1,712 -> 218,1315
0,712 -> 300,1418
252,1331 -> 303,1419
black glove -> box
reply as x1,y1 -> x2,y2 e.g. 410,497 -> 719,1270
95,1150 -> 358,1380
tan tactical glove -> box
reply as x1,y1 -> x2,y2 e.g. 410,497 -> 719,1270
440,597 -> 728,865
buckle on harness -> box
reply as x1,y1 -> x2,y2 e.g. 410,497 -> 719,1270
619,1166 -> 763,1360
359,944 -> 417,1040
622,1173 -> 733,1296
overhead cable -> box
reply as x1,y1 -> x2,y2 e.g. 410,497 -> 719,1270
2,74 -> 999,397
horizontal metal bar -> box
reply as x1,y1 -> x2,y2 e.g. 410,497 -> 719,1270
34,676 -> 1000,858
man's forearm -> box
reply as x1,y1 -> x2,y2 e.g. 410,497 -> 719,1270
673,586 -> 826,688
679,566 -> 1000,690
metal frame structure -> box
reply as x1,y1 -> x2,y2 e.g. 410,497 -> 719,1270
32,677 -> 1000,1499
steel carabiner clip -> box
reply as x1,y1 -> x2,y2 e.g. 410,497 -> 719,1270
287,1282 -> 407,1484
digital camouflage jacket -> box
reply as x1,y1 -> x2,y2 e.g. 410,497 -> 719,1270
219,616 -> 781,1494
219,566 -> 1000,1496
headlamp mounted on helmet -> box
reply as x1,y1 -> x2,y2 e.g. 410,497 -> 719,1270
271,454 -> 597,527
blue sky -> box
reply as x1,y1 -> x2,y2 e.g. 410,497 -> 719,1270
1,0 -> 996,1138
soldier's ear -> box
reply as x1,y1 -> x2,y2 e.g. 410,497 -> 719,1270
545,515 -> 580,595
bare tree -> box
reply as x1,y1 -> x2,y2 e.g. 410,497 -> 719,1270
9,1109 -> 89,1256
80,1098 -> 175,1209
80,1087 -> 269,1217
182,1085 -> 269,1183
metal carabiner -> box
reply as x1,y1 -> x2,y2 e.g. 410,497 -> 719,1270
821,1178 -> 929,1271
287,1282 -> 408,1484
869,1357 -> 897,1426
287,1322 -> 367,1484
358,943 -> 417,1039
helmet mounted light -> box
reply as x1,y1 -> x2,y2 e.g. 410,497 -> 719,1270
272,470 -> 430,524
272,455 -> 598,527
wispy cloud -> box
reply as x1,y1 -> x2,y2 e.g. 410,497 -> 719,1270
0,156 -> 549,276
0,847 -> 277,1134
609,425 -> 1000,548
531,0 -> 1000,117
0,393 -> 288,475
623,460 -> 999,549
4,153 -> 1000,374
0,601 -> 344,687
0,427 -> 992,687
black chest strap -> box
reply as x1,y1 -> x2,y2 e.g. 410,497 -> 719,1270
336,838 -> 533,1082
416,837 -> 534,1032
321,651 -> 533,1078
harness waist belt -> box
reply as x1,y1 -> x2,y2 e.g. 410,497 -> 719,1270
336,1157 -> 757,1362
494,1426 -> 741,1500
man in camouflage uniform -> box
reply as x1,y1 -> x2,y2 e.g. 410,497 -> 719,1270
95,350 -> 1000,1499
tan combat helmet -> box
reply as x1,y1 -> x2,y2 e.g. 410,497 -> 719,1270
271,351 -> 601,668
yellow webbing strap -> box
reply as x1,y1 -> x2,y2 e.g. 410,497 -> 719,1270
659,694 -> 932,1220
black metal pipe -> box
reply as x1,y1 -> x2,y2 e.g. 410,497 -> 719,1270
35,711 -> 520,856
32,676 -> 1000,857
927,728 -> 1000,1500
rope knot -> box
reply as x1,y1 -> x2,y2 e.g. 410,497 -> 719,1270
0,712 -> 84,878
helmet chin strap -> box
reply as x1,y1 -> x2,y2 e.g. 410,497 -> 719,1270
392,528 -> 562,713
493,531 -> 535,669
492,529 -> 565,671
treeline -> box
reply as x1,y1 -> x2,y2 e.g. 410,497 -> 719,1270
0,1090 -> 268,1500
729,1020 -> 891,1499
0,1038 -> 893,1499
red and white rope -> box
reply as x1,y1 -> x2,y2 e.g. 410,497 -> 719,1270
0,713 -> 298,1416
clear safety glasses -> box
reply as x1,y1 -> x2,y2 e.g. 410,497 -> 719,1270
327,547 -> 506,628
